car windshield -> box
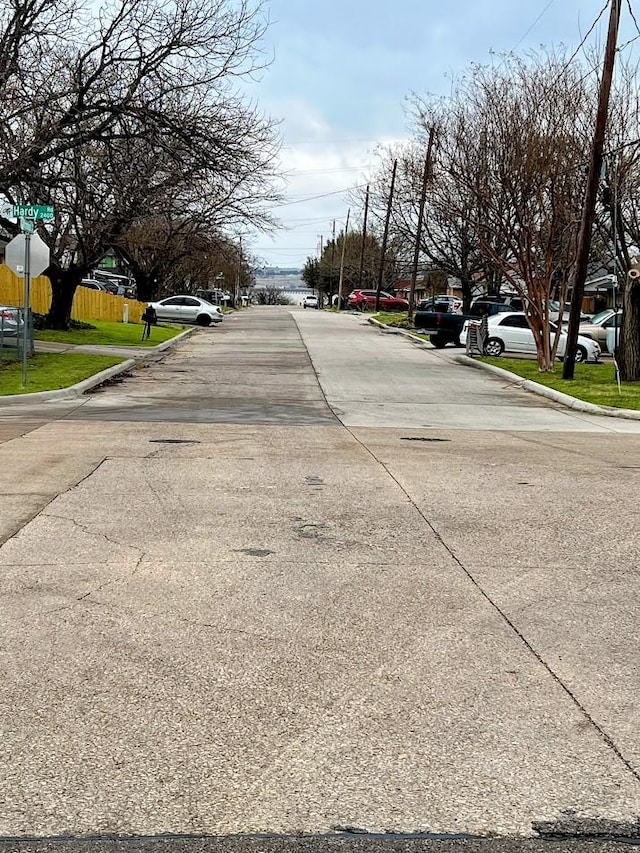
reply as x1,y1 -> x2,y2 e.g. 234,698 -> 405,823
589,309 -> 612,324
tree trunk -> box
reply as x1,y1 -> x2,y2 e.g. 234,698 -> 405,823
46,268 -> 83,330
133,271 -> 158,302
460,276 -> 474,312
618,278 -> 640,381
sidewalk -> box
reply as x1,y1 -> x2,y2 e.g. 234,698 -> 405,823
34,340 -> 161,358
0,327 -> 196,405
367,316 -> 640,421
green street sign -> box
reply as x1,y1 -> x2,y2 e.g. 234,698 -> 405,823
11,204 -> 55,221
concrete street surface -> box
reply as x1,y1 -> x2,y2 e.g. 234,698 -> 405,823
0,307 -> 639,852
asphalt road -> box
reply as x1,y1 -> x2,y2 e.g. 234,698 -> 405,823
0,307 -> 639,853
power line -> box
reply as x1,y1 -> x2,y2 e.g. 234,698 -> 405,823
617,32 -> 640,50
272,183 -> 368,208
511,0 -> 557,51
551,1 -> 610,85
285,167 -> 370,176
626,0 -> 640,36
282,137 -> 403,148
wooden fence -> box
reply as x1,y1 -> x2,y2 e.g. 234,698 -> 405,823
0,265 -> 147,323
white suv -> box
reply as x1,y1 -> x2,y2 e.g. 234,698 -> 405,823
302,294 -> 319,309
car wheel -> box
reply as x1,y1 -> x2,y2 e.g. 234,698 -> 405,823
574,345 -> 587,363
484,337 -> 504,357
430,333 -> 447,348
196,314 -> 212,327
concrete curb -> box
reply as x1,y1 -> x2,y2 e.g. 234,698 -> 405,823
367,317 -> 431,346
0,326 -> 196,407
455,353 -> 640,421
367,316 -> 640,422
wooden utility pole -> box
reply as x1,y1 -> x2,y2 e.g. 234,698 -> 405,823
563,0 -> 621,379
329,219 -> 336,305
318,235 -> 324,303
336,209 -> 350,311
408,128 -> 436,321
235,236 -> 243,305
375,159 -> 398,312
357,185 -> 370,289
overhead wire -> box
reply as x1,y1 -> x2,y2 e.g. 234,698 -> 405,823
510,0 -> 558,52
626,0 -> 640,36
547,0 -> 610,88
272,183 -> 368,208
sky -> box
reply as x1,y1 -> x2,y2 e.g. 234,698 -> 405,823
247,0 -> 638,271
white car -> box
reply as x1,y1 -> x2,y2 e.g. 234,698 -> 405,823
461,312 -> 601,363
147,295 -> 224,326
302,294 -> 319,309
0,305 -> 22,337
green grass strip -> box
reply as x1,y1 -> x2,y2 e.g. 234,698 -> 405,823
482,357 -> 640,410
372,311 -> 412,328
35,320 -> 185,347
0,353 -> 124,395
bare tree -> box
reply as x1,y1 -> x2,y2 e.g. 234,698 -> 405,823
592,54 -> 640,379
0,0 -> 281,327
303,230 -> 391,303
439,54 -> 593,370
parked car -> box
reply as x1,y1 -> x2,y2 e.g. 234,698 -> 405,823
461,312 -> 600,362
548,301 -> 592,324
302,294 -> 319,309
147,295 -> 224,326
468,298 -> 518,317
195,288 -> 231,305
417,295 -> 463,313
414,299 -> 514,348
0,305 -> 22,337
578,309 -> 623,352
347,289 -> 409,311
80,279 -> 106,291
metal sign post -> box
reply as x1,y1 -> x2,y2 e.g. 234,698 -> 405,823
4,207 -> 53,386
21,231 -> 32,386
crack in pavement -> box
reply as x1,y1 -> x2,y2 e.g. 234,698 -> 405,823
42,552 -> 148,616
341,426 -> 640,786
42,512 -> 146,557
292,313 -> 640,787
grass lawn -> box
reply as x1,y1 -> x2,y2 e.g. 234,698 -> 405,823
372,311 -> 412,328
482,357 -> 640,410
0,352 -> 124,395
35,320 -> 186,347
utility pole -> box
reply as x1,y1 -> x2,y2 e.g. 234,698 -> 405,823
563,0 -> 621,379
318,235 -> 324,303
235,236 -> 243,306
358,185 -> 370,289
375,159 -> 398,313
408,128 -> 435,321
336,209 -> 350,311
329,219 -> 336,306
